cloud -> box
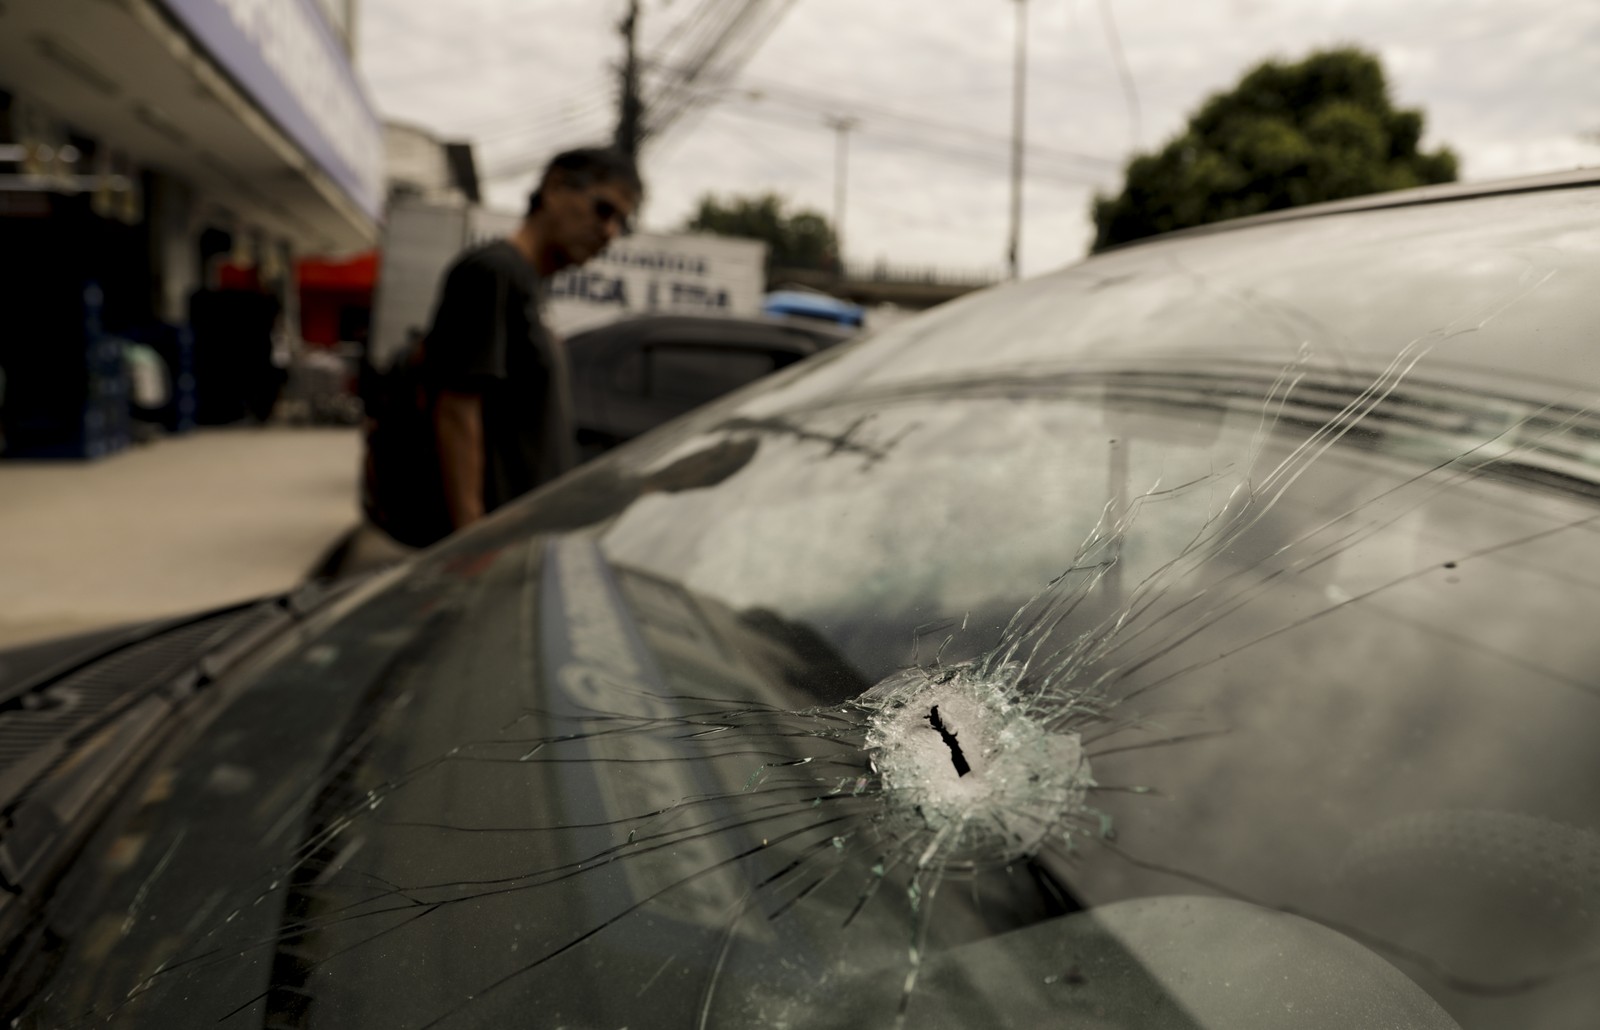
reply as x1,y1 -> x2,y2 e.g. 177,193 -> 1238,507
360,0 -> 1598,276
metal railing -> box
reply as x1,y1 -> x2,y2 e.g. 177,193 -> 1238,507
842,260 -> 1003,287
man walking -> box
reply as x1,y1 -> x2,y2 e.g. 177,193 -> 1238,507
424,147 -> 641,530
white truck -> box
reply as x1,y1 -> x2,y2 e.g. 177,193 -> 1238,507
368,198 -> 768,369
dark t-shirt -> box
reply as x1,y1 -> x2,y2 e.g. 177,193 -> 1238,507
422,240 -> 576,512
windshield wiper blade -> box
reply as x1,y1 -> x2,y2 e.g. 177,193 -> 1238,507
0,595 -> 310,990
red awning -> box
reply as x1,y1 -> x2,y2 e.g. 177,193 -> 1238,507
298,250 -> 379,291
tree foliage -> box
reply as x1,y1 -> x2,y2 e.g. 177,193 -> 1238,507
1091,47 -> 1458,252
682,192 -> 839,272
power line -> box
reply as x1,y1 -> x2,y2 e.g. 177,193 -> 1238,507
646,0 -> 748,96
707,128 -> 1007,233
482,71 -> 1117,189
1096,0 -> 1142,150
649,0 -> 724,52
678,83 -> 1115,177
634,0 -> 749,140
714,114 -> 813,174
639,0 -> 797,144
470,92 -> 617,142
479,2 -> 1123,193
708,103 -> 1103,186
651,67 -> 1118,169
657,0 -> 743,63
362,18 -> 606,92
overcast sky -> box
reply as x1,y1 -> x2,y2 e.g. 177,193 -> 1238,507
356,0 -> 1599,277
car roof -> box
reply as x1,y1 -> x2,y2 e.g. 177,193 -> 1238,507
1107,166 -> 1600,251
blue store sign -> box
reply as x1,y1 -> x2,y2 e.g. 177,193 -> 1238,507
159,0 -> 384,222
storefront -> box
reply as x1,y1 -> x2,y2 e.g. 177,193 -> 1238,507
0,0 -> 381,456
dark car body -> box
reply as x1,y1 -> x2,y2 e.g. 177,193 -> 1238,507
567,312 -> 855,458
5,171 -> 1600,1029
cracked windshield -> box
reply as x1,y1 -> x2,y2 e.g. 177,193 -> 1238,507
2,2 -> 1599,1029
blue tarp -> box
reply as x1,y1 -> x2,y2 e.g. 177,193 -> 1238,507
763,290 -> 865,327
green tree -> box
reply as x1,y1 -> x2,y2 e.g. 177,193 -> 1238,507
1090,47 -> 1458,252
682,192 -> 839,273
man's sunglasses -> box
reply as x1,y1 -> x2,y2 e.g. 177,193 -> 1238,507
592,196 -> 633,235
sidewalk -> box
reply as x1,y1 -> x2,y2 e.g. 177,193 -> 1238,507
0,427 -> 364,649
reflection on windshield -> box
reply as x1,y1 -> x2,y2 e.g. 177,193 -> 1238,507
13,214 -> 1600,1030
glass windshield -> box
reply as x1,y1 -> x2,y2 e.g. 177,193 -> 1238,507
13,188 -> 1600,1029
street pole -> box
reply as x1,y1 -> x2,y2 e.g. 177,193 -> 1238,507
1007,0 -> 1028,279
615,0 -> 643,158
826,115 -> 858,273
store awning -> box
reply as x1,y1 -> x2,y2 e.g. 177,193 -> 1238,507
0,0 -> 380,252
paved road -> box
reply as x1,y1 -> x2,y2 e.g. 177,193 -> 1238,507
0,427 -> 363,649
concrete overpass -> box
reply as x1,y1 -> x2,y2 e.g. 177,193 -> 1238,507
772,262 -> 1001,310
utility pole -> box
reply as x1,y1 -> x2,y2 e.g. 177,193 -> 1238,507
826,115 -> 858,273
615,0 -> 643,158
1007,0 -> 1028,279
